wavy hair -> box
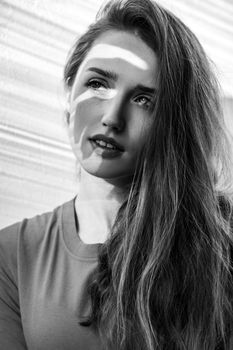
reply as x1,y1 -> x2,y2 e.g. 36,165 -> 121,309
64,0 -> 233,349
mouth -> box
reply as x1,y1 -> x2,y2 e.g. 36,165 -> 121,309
89,134 -> 124,152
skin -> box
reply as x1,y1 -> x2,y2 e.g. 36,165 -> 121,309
67,30 -> 159,243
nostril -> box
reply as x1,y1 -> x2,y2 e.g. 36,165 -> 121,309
102,120 -> 124,132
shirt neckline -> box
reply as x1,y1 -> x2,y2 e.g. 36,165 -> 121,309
61,197 -> 102,261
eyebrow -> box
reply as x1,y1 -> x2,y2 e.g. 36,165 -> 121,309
133,84 -> 156,95
87,67 -> 118,81
87,67 -> 157,95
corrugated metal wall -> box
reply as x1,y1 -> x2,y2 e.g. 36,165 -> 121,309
0,0 -> 232,228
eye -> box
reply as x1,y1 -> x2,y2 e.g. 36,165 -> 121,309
86,79 -> 107,90
134,95 -> 152,109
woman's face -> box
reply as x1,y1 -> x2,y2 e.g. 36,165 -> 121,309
68,29 -> 158,185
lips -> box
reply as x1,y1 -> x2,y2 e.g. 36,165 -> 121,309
90,134 -> 124,152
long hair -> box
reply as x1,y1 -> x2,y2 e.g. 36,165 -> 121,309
64,1 -> 233,349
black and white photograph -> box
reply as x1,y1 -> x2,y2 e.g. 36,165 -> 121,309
0,0 -> 233,349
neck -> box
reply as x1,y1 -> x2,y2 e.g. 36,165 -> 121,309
75,168 -> 130,243
78,168 -> 129,202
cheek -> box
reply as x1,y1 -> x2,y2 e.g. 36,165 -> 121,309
129,115 -> 152,152
72,104 -> 88,144
69,99 -> 97,144
69,89 -> 116,144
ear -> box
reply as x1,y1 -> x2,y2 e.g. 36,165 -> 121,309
65,90 -> 71,125
64,90 -> 76,149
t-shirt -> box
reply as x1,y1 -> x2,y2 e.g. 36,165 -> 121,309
1,198 -> 231,350
0,198 -> 103,350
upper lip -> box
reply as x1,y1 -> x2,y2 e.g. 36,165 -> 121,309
90,134 -> 124,151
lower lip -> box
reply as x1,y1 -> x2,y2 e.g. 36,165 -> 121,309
90,140 -> 123,159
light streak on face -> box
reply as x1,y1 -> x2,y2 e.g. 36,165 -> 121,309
70,88 -> 118,144
86,43 -> 150,70
70,89 -> 117,118
71,43 -> 150,95
67,30 -> 158,185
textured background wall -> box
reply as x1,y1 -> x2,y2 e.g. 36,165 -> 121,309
0,0 -> 233,228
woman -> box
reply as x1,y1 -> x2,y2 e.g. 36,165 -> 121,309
0,0 -> 233,349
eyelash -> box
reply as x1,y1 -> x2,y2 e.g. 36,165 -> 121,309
134,95 -> 152,109
85,79 -> 152,109
86,79 -> 107,90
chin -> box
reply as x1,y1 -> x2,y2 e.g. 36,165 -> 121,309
81,162 -> 134,184
83,165 -> 123,179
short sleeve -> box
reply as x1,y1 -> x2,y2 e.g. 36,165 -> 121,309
0,223 -> 27,349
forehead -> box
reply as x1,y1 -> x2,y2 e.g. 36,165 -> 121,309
76,30 -> 158,85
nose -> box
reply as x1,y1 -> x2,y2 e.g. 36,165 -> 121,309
101,94 -> 126,132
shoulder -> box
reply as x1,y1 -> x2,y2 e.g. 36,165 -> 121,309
0,198 -> 75,272
0,206 -> 55,253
